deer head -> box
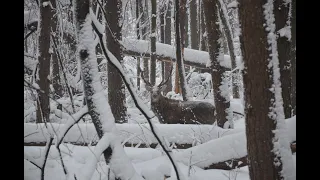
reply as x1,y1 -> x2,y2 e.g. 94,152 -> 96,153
140,64 -> 173,103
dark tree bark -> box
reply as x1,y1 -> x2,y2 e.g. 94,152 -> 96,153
199,1 -> 207,51
217,0 -> 240,98
175,0 -> 190,101
160,3 -> 165,82
203,0 -> 232,128
290,0 -> 296,116
190,0 -> 199,50
184,1 -> 189,48
136,0 -> 142,90
238,0 -> 296,179
150,0 -> 157,86
141,0 -> 149,82
105,0 -> 127,123
36,0 -> 53,123
51,0 -> 63,99
164,1 -> 173,94
274,0 -> 292,119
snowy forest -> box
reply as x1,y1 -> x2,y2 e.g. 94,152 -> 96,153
24,0 -> 296,180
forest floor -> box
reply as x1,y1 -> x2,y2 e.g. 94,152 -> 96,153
24,99 -> 296,180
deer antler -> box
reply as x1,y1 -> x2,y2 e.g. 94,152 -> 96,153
158,63 -> 174,87
139,66 -> 152,87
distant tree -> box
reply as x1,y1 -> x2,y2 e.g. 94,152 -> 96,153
238,0 -> 296,179
150,0 -> 157,86
175,0 -> 191,101
136,0 -> 142,90
164,1 -> 173,94
190,0 -> 199,50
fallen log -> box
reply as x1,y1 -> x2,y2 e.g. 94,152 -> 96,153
121,38 -> 241,70
175,116 -> 296,170
24,123 -> 244,147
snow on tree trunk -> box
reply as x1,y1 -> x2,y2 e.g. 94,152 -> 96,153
203,0 -> 233,128
238,0 -> 296,179
74,0 -> 144,179
150,0 -> 157,86
217,0 -> 240,99
105,0 -> 127,123
36,0 -> 53,123
175,0 -> 191,101
274,0 -> 292,119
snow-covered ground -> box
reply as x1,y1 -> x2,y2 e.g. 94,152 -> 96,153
24,143 -> 296,180
24,99 -> 296,180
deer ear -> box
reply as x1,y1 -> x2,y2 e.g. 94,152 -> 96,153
160,84 -> 167,91
145,85 -> 152,91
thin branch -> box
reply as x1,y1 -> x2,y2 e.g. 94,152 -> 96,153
41,137 -> 54,180
24,158 -> 41,169
92,22 -> 181,180
24,29 -> 37,40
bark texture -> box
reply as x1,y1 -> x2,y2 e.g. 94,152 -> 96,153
275,0 -> 292,118
36,0 -> 53,123
105,0 -> 127,123
203,0 -> 231,128
239,0 -> 295,179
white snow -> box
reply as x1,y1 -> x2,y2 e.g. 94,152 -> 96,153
25,123 -> 244,146
121,38 -> 235,69
278,25 -> 291,40
227,1 -> 238,8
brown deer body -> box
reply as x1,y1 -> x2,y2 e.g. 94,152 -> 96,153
141,66 -> 216,124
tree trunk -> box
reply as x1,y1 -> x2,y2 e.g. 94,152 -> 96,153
183,0 -> 189,48
190,0 -> 199,50
36,0 -> 53,123
175,0 -> 190,101
290,0 -> 296,116
274,0 -> 292,119
160,3 -> 165,83
150,0 -> 157,86
203,0 -> 232,128
51,0 -> 63,99
105,0 -> 127,123
217,0 -> 240,98
141,0 -> 149,82
74,2 -> 144,179
136,0 -> 142,90
199,1 -> 207,51
164,1 -> 173,94
238,0 -> 296,179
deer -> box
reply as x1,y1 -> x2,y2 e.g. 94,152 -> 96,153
140,65 -> 216,125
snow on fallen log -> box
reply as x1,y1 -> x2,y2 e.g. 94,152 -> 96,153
24,123 -> 244,147
174,116 -> 296,170
121,38 -> 242,69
